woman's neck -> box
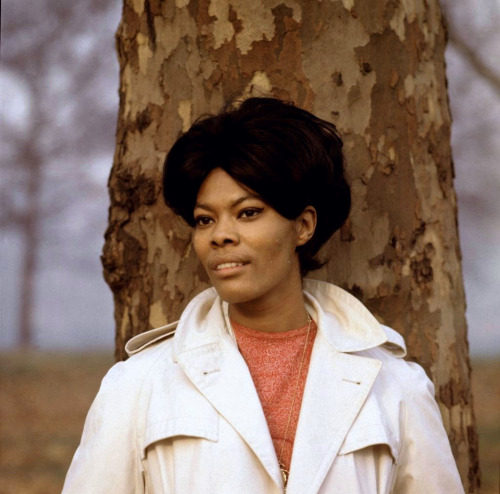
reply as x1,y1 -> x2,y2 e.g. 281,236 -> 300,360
228,285 -> 309,333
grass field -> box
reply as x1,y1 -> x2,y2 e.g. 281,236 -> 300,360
0,352 -> 498,493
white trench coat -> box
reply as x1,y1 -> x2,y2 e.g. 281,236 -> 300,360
63,280 -> 464,494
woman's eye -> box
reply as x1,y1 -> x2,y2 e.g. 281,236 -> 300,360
239,208 -> 263,219
194,216 -> 213,227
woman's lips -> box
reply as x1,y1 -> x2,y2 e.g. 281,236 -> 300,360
208,256 -> 249,271
216,262 -> 244,270
209,257 -> 250,277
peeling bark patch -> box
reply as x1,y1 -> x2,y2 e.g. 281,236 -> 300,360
144,0 -> 157,47
137,175 -> 160,205
148,0 -> 163,16
104,230 -> 146,290
340,218 -> 355,241
244,71 -> 272,96
410,220 -> 426,247
347,83 -> 362,105
466,425 -> 480,487
170,234 -> 191,259
228,5 -> 243,34
439,378 -> 469,408
114,169 -> 160,210
102,235 -> 126,289
177,99 -> 193,132
369,253 -> 385,267
360,61 -> 372,74
410,256 -> 433,284
389,68 -> 399,88
341,0 -> 355,11
123,2 -> 141,39
208,0 -> 236,49
271,4 -> 294,57
136,107 -> 152,131
331,71 -> 343,86
349,284 -> 364,301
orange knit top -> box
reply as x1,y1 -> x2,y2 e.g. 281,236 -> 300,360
231,318 -> 317,474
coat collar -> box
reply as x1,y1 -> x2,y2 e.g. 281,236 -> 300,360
125,279 -> 406,358
303,279 -> 405,355
168,279 -> 406,358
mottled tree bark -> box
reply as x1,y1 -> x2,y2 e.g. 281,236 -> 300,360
103,0 -> 479,489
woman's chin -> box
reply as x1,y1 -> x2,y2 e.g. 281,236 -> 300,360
215,290 -> 254,306
212,282 -> 259,306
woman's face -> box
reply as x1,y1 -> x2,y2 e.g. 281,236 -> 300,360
192,168 -> 315,308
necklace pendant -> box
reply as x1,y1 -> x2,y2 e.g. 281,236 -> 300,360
280,465 -> 289,488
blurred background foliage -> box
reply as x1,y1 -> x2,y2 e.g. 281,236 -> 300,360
2,0 -> 120,350
0,0 -> 499,492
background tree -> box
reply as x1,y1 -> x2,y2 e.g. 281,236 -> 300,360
1,0 -> 119,348
103,0 -> 479,489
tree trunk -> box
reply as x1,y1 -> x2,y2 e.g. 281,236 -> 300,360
18,145 -> 42,348
103,0 -> 479,489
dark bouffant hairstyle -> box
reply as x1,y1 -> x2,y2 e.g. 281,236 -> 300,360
163,97 -> 351,275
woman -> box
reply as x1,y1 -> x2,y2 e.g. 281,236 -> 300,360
63,97 -> 464,493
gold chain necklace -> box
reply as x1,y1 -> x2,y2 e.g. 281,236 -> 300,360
278,313 -> 312,490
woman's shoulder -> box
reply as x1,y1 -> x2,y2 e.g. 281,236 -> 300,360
360,333 -> 436,403
99,323 -> 178,392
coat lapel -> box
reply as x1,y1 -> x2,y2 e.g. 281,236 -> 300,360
175,326 -> 283,490
286,330 -> 382,494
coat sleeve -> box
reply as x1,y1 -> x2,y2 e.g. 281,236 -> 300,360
392,362 -> 465,494
62,362 -> 145,494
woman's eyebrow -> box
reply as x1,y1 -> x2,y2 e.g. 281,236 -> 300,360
230,193 -> 261,208
193,202 -> 214,212
194,193 -> 261,211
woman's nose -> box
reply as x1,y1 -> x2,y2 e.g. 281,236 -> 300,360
210,217 -> 239,247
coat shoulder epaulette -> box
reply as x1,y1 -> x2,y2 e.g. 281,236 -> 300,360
125,321 -> 178,357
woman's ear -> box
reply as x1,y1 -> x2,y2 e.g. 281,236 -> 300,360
295,206 -> 317,247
